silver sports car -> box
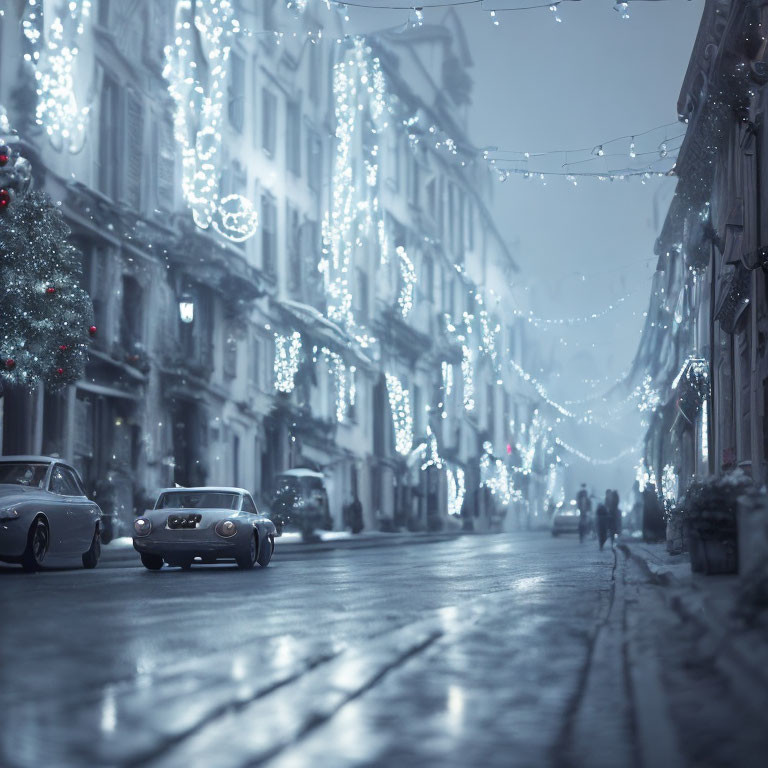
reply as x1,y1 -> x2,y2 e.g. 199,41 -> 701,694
0,455 -> 103,571
133,487 -> 277,570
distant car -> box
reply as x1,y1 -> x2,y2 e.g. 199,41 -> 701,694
133,487 -> 277,570
272,468 -> 332,536
0,456 -> 102,571
551,501 -> 584,536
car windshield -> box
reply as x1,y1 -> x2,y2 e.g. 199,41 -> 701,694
277,475 -> 324,496
0,462 -> 48,488
155,491 -> 240,510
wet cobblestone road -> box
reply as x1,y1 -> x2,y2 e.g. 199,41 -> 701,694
1,533 -> 765,767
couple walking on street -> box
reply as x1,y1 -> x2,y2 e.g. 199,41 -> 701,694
575,483 -> 621,549
596,489 -> 621,550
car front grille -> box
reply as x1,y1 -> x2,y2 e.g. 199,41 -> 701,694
167,513 -> 202,530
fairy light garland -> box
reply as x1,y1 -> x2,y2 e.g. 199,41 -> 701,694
396,246 -> 416,318
420,425 -> 444,471
446,467 -> 465,517
441,361 -> 454,397
320,37 -> 391,347
461,345 -> 475,411
554,436 -> 639,466
22,0 -> 91,152
274,332 -> 302,393
480,441 -> 522,506
661,463 -> 678,508
320,347 -> 351,423
163,0 -> 258,242
385,373 -> 413,456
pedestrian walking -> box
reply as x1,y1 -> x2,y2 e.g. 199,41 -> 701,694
576,483 -> 591,543
596,491 -> 610,550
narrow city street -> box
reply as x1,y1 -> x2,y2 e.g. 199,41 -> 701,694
1,533 -> 765,768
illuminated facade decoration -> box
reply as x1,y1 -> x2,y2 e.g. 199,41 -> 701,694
321,347 -> 351,423
163,0 -> 258,242
385,373 -> 413,456
396,246 -> 416,318
320,37 -> 390,347
22,0 -> 92,152
274,332 -> 303,393
446,467 -> 465,517
661,463 -> 678,507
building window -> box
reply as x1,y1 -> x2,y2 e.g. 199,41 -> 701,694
228,51 -> 245,132
262,88 -> 277,157
286,204 -> 302,297
99,75 -> 121,200
355,267 -> 369,319
307,130 -> 322,192
308,41 -> 321,103
422,254 -> 434,302
286,100 -> 301,176
261,193 -> 277,278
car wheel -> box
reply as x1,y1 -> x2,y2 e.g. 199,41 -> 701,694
236,533 -> 257,570
140,553 -> 164,571
21,517 -> 49,572
82,526 -> 101,569
257,535 -> 274,567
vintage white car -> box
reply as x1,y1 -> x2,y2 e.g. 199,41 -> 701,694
133,487 -> 277,570
0,456 -> 102,571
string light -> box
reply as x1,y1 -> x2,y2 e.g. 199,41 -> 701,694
661,463 -> 678,508
320,347 -> 351,423
274,332 -> 302,393
635,374 -> 661,412
22,0 -> 91,152
385,373 -> 413,456
441,361 -> 454,397
163,0 -> 259,242
320,38 -> 391,347
396,246 -> 416,317
461,345 -> 475,411
446,467 -> 465,517
554,436 -> 639,466
480,441 -> 522,506
512,292 -> 634,328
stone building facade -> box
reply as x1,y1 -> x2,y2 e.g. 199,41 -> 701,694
0,0 -> 541,534
631,0 -> 768,497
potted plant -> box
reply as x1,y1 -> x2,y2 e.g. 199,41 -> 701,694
679,470 -> 750,575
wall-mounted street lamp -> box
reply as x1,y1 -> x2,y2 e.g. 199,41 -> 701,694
179,292 -> 195,324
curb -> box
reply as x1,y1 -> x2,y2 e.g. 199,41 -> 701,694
619,541 -> 768,714
101,531 -> 463,565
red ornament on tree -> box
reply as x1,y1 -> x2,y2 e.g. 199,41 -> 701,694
0,146 -> 8,166
88,325 -> 97,337
4,359 -> 15,370
0,189 -> 10,210
56,367 -> 64,376
46,286 -> 56,295
59,344 -> 68,351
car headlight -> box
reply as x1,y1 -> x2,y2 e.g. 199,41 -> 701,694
0,508 -> 19,521
134,517 -> 152,537
215,520 -> 237,538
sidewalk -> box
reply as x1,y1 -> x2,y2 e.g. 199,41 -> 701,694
620,539 -> 768,711
101,529 -> 463,566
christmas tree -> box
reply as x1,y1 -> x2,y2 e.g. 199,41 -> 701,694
0,191 -> 94,392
